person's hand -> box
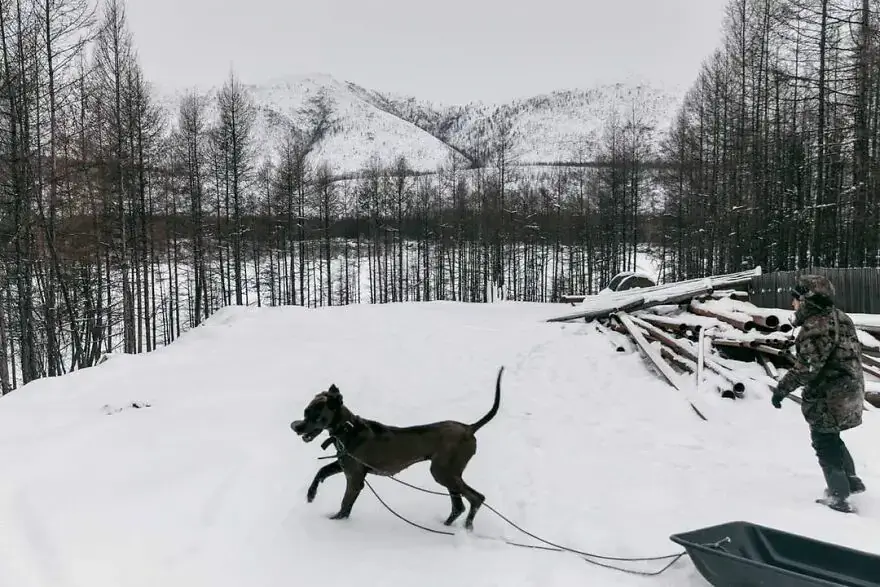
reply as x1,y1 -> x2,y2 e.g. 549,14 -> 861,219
771,394 -> 783,409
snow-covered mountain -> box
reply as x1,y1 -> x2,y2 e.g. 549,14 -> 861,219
160,73 -> 684,175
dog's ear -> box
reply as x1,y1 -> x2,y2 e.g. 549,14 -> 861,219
327,384 -> 342,407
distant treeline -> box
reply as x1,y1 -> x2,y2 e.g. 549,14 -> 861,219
4,0 -> 876,394
657,0 -> 880,278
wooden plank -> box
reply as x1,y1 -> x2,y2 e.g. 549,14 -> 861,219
862,353 -> 880,369
628,314 -> 750,396
615,312 -> 709,421
862,362 -> 880,381
547,268 -> 762,323
547,296 -> 647,323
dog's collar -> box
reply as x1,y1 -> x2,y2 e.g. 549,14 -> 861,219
328,419 -> 356,438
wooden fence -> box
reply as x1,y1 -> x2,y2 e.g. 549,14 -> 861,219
749,267 -> 880,314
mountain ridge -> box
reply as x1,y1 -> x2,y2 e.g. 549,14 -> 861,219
158,73 -> 685,175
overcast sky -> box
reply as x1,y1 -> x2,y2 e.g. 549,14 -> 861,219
126,0 -> 729,104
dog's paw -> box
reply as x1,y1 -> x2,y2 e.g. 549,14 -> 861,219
306,487 -> 317,503
328,512 -> 349,520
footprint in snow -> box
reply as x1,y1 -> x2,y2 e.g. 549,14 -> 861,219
102,401 -> 152,415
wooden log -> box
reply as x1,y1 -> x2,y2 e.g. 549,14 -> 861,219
706,333 -> 793,349
638,314 -> 711,341
689,300 -> 756,332
704,289 -> 750,301
657,344 -> 740,398
615,312 -> 709,421
605,319 -> 724,389
756,357 -> 806,405
594,322 -> 631,353
722,299 -> 794,333
710,338 -> 761,350
710,338 -> 793,362
849,314 -> 880,336
861,337 -> 880,354
753,368 -> 803,405
862,362 -> 880,380
627,314 -> 747,398
862,353 -> 880,370
694,325 -> 739,399
547,296 -> 647,323
607,319 -> 629,337
757,353 -> 780,379
548,288 -> 713,324
546,268 -> 762,323
660,346 -> 693,374
637,314 -> 691,337
857,324 -> 880,336
754,344 -> 794,361
750,313 -> 780,330
865,381 -> 880,409
561,295 -> 586,305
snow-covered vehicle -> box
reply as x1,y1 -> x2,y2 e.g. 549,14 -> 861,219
599,271 -> 657,295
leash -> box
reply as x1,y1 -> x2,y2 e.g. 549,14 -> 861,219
324,438 -> 687,577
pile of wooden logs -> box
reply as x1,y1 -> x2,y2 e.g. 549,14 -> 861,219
547,268 -> 880,414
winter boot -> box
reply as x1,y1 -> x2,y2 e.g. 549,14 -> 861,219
825,477 -> 866,497
849,476 -> 866,494
818,466 -> 854,513
816,494 -> 854,513
841,445 -> 864,494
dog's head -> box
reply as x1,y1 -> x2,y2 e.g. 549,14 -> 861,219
291,384 -> 343,443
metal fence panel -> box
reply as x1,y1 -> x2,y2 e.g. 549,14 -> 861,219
748,267 -> 880,314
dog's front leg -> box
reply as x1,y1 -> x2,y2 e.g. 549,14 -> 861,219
307,461 -> 342,503
329,468 -> 366,520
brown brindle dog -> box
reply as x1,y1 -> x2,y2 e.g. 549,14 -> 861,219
291,366 -> 504,530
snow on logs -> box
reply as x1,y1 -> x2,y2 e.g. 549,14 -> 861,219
548,268 -> 880,411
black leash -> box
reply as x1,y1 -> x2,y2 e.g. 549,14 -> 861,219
326,439 -> 687,577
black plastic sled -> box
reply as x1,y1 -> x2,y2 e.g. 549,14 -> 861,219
669,520 -> 880,587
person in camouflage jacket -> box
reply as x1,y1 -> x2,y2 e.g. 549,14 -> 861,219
772,274 -> 866,513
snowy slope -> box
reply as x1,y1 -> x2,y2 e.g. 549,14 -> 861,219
1,302 -> 878,587
439,85 -> 682,164
158,74 -> 682,174
161,74 -> 460,175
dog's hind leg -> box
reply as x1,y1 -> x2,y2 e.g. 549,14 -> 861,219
430,463 -> 466,525
329,468 -> 366,520
443,492 -> 466,526
307,461 -> 342,503
441,444 -> 485,530
458,480 -> 485,530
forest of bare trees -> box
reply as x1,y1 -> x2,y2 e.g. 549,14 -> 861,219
0,0 -> 663,392
5,0 -> 876,393
658,0 -> 880,278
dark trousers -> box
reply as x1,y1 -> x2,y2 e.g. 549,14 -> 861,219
810,429 -> 859,497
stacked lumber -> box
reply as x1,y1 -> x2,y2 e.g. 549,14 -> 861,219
548,268 -> 880,415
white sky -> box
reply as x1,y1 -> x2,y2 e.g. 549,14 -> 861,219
126,0 -> 729,105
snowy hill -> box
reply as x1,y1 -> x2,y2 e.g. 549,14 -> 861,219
161,73 -> 461,176
1,302 -> 877,586
160,74 -> 683,175
371,83 -> 682,165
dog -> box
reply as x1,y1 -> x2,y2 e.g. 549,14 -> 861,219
291,366 -> 504,530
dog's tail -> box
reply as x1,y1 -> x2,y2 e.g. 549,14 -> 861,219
469,366 -> 504,433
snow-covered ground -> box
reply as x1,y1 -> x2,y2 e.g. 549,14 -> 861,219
1,301 -> 878,587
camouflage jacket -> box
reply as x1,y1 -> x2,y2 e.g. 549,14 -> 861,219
776,302 -> 864,433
